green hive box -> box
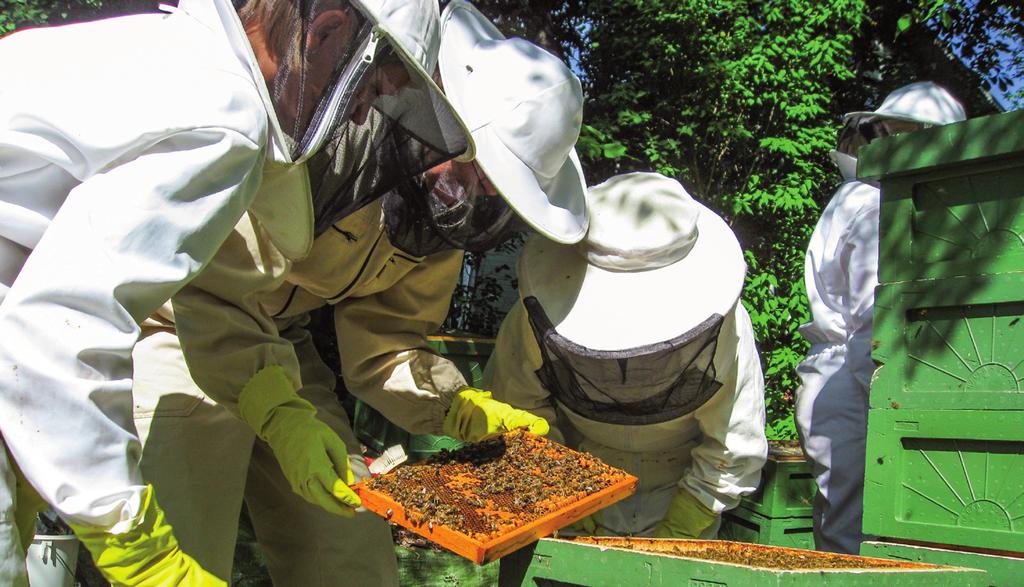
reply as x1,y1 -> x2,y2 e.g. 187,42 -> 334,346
862,541 -> 1024,587
719,509 -> 814,550
499,538 -> 984,586
858,110 -> 1024,285
863,408 -> 1024,552
870,272 -> 1024,411
718,442 -> 816,550
738,443 -> 816,518
351,333 -> 495,460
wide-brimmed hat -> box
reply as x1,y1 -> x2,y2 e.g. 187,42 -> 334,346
843,81 -> 966,127
438,0 -> 588,244
519,172 -> 746,350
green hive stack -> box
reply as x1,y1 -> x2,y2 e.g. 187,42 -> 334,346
718,442 -> 816,549
855,109 -> 1024,586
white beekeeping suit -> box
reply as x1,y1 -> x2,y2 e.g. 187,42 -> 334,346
0,0 -> 468,583
796,81 -> 966,554
487,172 -> 768,538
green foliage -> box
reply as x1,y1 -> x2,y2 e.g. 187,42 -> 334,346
0,1 -> 157,36
575,0 -> 868,434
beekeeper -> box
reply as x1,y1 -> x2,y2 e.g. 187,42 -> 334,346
485,172 -> 768,538
796,81 -> 966,554
0,0 -> 469,584
129,1 -> 585,583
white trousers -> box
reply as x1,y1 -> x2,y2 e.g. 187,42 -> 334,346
795,344 -> 873,554
132,327 -> 398,586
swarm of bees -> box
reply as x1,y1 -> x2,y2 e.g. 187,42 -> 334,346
364,430 -> 627,540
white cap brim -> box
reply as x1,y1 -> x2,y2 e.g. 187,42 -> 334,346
438,0 -> 588,244
519,202 -> 745,350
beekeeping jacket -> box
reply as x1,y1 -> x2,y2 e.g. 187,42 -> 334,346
0,0 -> 468,540
0,2 -> 275,537
485,173 -> 767,537
257,200 -> 468,434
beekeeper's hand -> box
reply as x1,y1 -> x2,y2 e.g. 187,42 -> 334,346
442,388 -> 549,442
238,366 -> 360,516
70,485 -> 225,586
652,489 -> 718,539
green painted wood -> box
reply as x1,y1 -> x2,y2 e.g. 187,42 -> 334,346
738,450 -> 816,518
510,538 -> 984,586
870,273 -> 1024,411
858,110 -> 1024,183
861,541 -> 1024,587
719,509 -> 814,550
857,111 -> 1024,285
397,546 -> 498,587
863,409 -> 1024,551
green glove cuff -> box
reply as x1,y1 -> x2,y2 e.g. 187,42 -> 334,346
653,489 -> 718,539
239,365 -> 307,438
70,485 -> 224,586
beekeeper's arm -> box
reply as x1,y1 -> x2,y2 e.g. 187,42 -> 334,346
0,78 -> 265,587
483,299 -> 566,445
841,201 -> 881,392
656,303 -> 768,537
169,208 -> 363,517
335,251 -> 545,441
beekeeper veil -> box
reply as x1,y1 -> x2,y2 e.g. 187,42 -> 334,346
517,173 -> 747,425
381,0 -> 588,256
235,0 -> 473,234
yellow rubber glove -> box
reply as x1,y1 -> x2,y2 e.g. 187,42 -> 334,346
442,388 -> 550,442
652,489 -> 718,539
239,366 -> 360,516
70,485 -> 224,586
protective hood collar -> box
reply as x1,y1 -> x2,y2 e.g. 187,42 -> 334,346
177,0 -> 292,163
829,150 -> 858,181
438,0 -> 588,244
520,172 -> 745,350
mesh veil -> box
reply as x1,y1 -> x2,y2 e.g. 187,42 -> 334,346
524,296 -> 725,425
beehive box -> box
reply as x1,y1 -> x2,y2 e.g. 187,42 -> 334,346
871,272 -> 1024,411
738,441 -> 816,519
858,109 -> 1024,284
863,408 -> 1024,552
502,537 -> 985,586
862,540 -> 1024,587
355,431 -> 637,564
719,508 -> 814,550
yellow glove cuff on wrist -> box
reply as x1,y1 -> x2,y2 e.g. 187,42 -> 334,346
70,485 -> 225,586
442,388 -> 550,442
238,365 -> 360,515
652,489 -> 718,539
239,365 -> 302,437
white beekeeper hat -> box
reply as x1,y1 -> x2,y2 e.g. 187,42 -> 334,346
844,81 -> 966,126
519,172 -> 746,350
437,0 -> 588,244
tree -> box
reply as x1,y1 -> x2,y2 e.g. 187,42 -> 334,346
573,0 -> 869,436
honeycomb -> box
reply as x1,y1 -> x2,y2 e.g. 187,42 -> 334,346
571,537 -> 937,570
363,430 -> 630,541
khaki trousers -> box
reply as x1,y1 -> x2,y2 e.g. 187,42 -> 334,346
132,327 -> 398,586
